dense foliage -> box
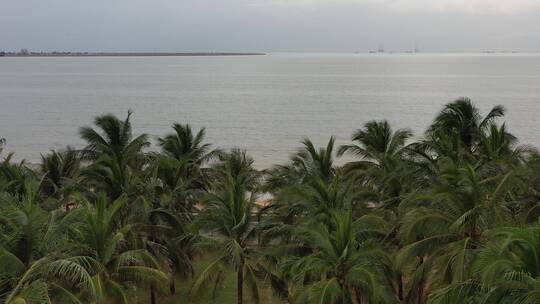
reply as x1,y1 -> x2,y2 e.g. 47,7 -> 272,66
1,98 -> 540,304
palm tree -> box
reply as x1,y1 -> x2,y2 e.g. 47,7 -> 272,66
398,160 -> 515,303
158,124 -> 219,195
339,120 -> 412,170
0,182 -> 51,266
264,137 -> 336,192
511,154 -> 540,223
150,155 -> 204,213
148,204 -> 195,297
476,123 -> 533,169
191,150 -> 261,304
405,99 -> 506,190
291,210 -> 394,303
68,193 -> 168,303
425,219 -> 540,304
158,123 -> 218,165
79,111 -> 149,198
0,181 -> 97,303
427,98 -> 505,156
212,149 -> 260,191
140,160 -> 199,297
0,250 -> 98,304
273,175 -> 358,228
83,155 -> 144,200
155,123 -> 220,210
338,120 -> 412,208
4,99 -> 540,304
79,111 -> 149,164
470,220 -> 540,303
0,155 -> 33,196
40,147 -> 82,201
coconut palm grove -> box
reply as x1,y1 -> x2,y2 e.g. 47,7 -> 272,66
2,98 -> 540,304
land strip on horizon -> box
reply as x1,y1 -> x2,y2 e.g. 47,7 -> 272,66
0,51 -> 266,57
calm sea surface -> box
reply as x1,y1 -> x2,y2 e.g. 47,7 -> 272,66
1,53 -> 540,168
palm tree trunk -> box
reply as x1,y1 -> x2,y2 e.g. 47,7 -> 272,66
237,264 -> 244,304
350,286 -> 360,304
398,274 -> 404,301
148,223 -> 158,304
169,270 -> 176,295
150,284 -> 156,304
417,258 -> 425,304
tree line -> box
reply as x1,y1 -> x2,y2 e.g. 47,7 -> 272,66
1,98 -> 540,304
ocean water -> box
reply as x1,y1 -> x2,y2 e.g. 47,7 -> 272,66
1,53 -> 540,168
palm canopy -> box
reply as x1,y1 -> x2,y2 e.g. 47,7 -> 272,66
476,123 -> 533,168
198,174 -> 256,245
398,159 -> 515,295
2,100 -> 540,304
79,111 -> 149,165
212,149 -> 260,191
158,123 -> 218,165
427,98 -> 505,154
270,175 -> 358,230
263,137 -> 336,192
79,112 -> 150,199
427,218 -> 540,304
338,120 -> 412,170
40,147 -> 81,199
0,155 -> 33,197
192,151 -> 262,304
293,137 -> 336,182
511,154 -> 540,223
291,210 -> 394,304
156,123 -> 218,199
0,181 -> 55,266
338,120 -> 413,208
0,249 -> 99,304
469,220 -> 540,304
0,182 -> 97,303
149,155 -> 205,213
68,193 -> 168,304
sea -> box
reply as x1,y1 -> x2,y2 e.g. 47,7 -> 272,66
1,53 -> 540,168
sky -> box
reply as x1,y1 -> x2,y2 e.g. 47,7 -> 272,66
1,0 -> 540,52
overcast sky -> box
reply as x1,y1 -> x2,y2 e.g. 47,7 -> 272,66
1,0 -> 540,52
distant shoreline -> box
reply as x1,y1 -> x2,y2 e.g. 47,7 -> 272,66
0,52 -> 266,57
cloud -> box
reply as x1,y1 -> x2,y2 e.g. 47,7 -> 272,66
1,0 -> 539,52
389,0 -> 540,14
258,0 -> 540,14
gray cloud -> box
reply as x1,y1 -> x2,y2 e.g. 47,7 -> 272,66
1,0 -> 539,52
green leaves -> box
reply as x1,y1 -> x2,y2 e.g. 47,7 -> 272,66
2,101 -> 540,303
308,278 -> 342,304
290,210 -> 393,303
